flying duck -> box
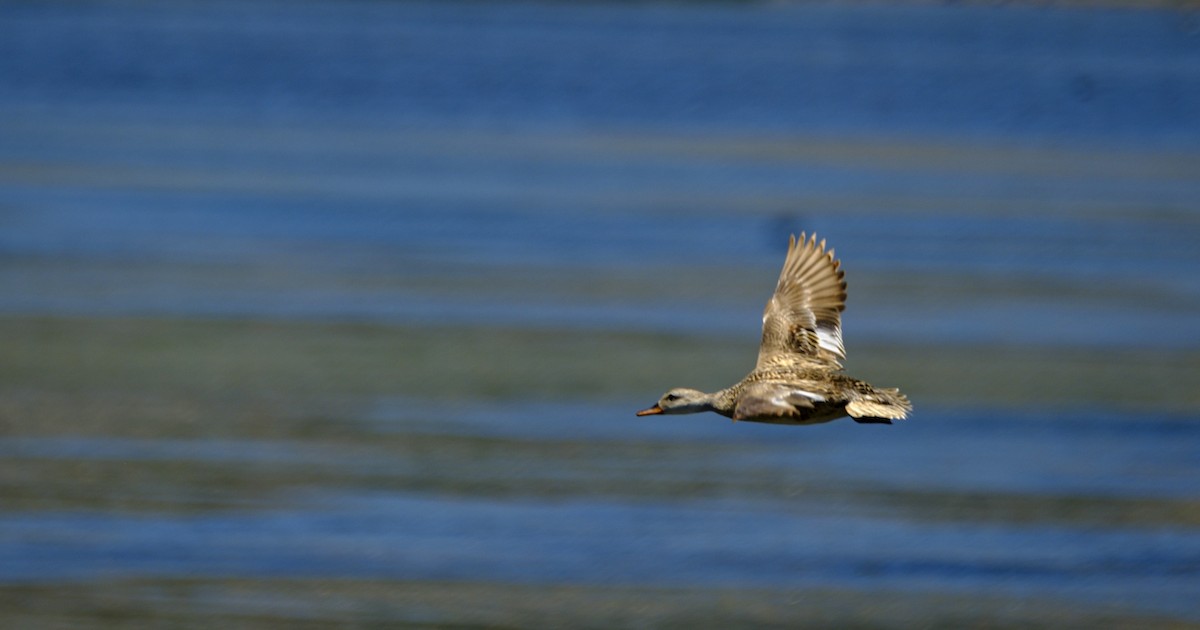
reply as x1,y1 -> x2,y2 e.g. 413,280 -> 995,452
636,233 -> 911,425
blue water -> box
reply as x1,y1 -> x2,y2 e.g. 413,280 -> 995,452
1,495 -> 1195,608
2,0 -> 1200,625
1,407 -> 1199,617
2,1 -> 1199,143
4,400 -> 1199,620
4,203 -> 1199,351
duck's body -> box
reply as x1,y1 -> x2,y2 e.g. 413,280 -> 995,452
637,233 -> 910,426
707,366 -> 908,425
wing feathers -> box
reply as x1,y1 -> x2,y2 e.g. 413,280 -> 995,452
845,388 -> 912,421
733,382 -> 817,421
756,233 -> 848,368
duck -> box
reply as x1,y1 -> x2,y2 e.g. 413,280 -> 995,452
636,233 -> 911,426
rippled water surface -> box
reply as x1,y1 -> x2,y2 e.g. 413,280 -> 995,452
2,1 -> 1199,627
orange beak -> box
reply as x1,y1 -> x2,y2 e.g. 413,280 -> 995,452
636,404 -> 663,416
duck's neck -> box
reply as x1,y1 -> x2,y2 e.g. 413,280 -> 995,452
707,388 -> 738,418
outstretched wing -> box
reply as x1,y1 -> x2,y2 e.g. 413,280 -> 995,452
755,233 -> 847,369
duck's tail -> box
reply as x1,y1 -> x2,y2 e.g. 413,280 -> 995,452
846,388 -> 911,424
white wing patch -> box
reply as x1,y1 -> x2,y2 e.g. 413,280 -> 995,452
816,327 -> 845,360
793,389 -> 826,402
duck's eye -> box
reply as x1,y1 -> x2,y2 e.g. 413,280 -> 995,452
664,393 -> 680,402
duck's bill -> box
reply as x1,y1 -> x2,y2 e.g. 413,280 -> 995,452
635,405 -> 663,416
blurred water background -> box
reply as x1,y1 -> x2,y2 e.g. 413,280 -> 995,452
2,1 -> 1200,627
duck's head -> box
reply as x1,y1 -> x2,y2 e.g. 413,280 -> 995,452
636,388 -> 713,416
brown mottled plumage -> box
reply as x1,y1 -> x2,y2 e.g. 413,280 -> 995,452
636,233 -> 910,425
